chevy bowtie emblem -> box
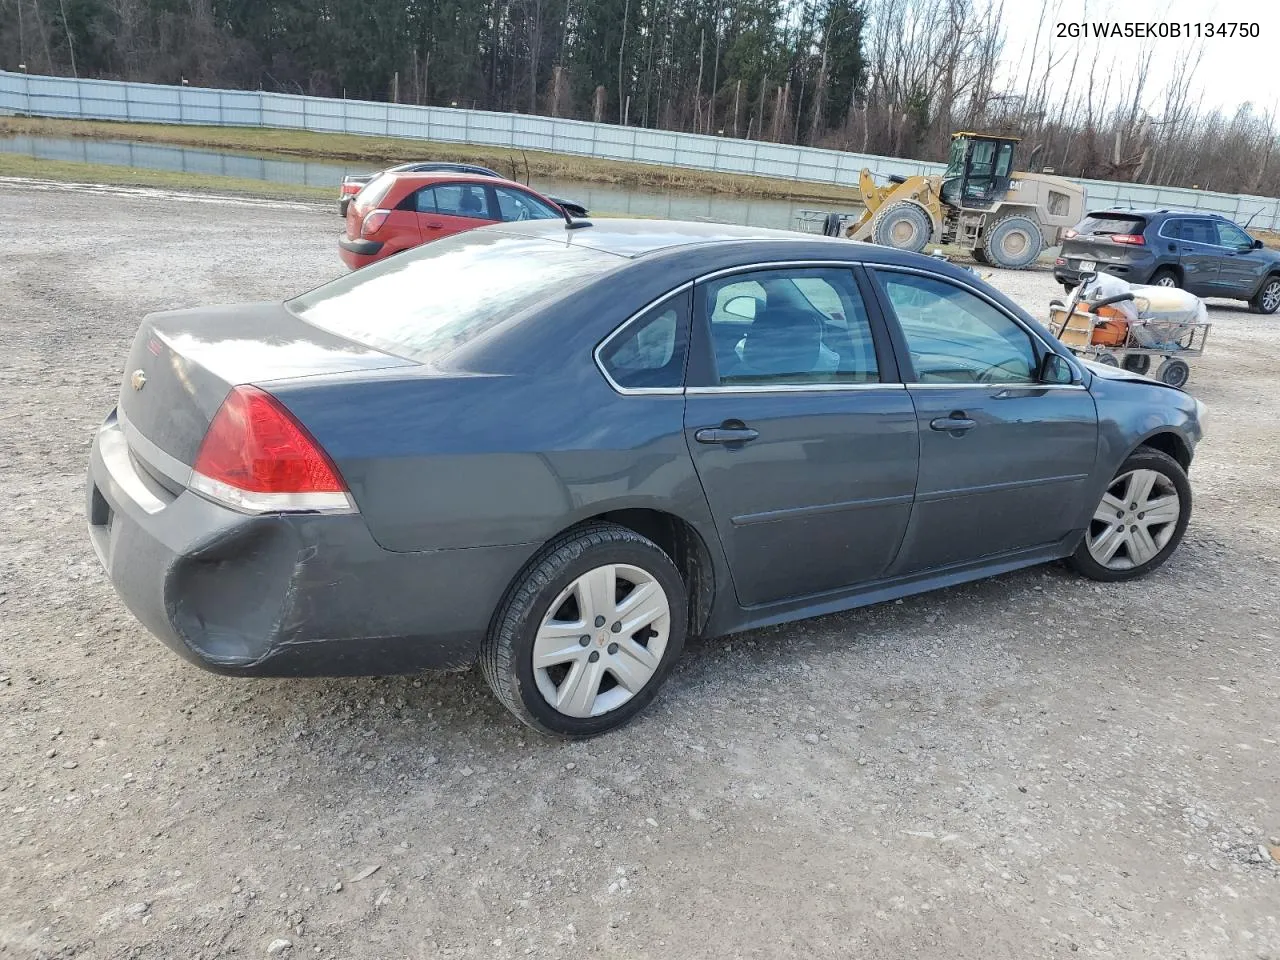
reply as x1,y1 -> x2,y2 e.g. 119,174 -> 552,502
130,369 -> 147,391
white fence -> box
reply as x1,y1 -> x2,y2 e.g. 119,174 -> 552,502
4,69 -> 1280,230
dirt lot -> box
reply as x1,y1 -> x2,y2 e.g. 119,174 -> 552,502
1,178 -> 1277,960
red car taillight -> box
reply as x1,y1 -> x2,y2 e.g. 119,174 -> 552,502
360,210 -> 391,237
1111,234 -> 1145,245
190,385 -> 353,514
341,182 -> 361,196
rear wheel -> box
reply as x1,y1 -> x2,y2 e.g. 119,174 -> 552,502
972,247 -> 991,265
1094,350 -> 1120,367
871,201 -> 933,252
983,215 -> 1044,269
480,523 -> 687,738
1250,275 -> 1280,314
1148,268 -> 1180,289
1068,448 -> 1191,582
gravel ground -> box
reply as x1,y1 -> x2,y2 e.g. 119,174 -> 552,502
1,179 -> 1277,960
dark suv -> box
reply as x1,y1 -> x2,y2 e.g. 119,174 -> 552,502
1054,208 -> 1280,313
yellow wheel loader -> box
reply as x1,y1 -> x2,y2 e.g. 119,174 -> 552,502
829,133 -> 1086,270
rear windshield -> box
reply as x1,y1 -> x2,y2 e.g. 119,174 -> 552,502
1077,214 -> 1147,236
355,173 -> 396,210
289,230 -> 621,363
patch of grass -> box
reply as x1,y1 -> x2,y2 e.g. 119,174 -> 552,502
0,152 -> 333,201
0,115 -> 865,205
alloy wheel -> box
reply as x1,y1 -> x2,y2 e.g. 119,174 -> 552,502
1263,280 -> 1280,313
1154,275 -> 1177,287
532,564 -> 671,718
1086,469 -> 1182,570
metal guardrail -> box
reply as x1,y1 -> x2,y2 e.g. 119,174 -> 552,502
3,70 -> 1279,230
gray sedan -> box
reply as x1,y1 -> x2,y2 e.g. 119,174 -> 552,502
86,220 -> 1205,736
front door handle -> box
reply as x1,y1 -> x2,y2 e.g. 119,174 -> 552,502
424,221 -> 444,229
695,426 -> 760,444
930,416 -> 977,433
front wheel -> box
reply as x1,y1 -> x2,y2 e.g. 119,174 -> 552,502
481,523 -> 687,737
1250,275 -> 1280,314
1068,448 -> 1191,582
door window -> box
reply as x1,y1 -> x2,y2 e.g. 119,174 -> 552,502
701,268 -> 879,386
1214,221 -> 1252,249
876,272 -> 1038,384
1180,219 -> 1218,245
424,183 -> 494,219
492,186 -> 562,222
598,295 -> 689,390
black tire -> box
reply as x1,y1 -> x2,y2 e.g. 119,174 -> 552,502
972,247 -> 991,265
871,201 -> 933,252
1148,267 -> 1180,289
983,214 -> 1044,268
1249,274 -> 1280,314
822,212 -> 844,237
1121,354 -> 1152,375
480,522 -> 688,738
1062,281 -> 1076,294
1068,447 -> 1192,583
1155,357 -> 1190,388
1094,350 -> 1120,366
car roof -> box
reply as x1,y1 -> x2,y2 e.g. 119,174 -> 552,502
489,217 -> 879,259
1088,208 -> 1224,220
381,170 -> 538,189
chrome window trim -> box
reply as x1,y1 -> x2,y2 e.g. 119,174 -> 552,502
119,407 -> 192,486
687,382 -> 904,395
903,382 -> 1088,391
695,259 -> 859,284
593,282 -> 694,396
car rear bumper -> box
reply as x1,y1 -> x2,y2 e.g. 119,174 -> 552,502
1054,250 -> 1157,286
338,237 -> 384,270
87,411 -> 535,677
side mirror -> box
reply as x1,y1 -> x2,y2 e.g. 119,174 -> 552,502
1252,238 -> 1264,249
1040,352 -> 1076,385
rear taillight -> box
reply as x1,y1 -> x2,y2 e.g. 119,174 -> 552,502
190,385 -> 354,514
1111,234 -> 1145,245
341,182 -> 361,196
360,210 -> 391,237
1063,228 -> 1078,240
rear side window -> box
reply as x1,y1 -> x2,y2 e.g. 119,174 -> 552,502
433,183 -> 494,219
290,232 -> 620,363
597,294 -> 689,390
1077,214 -> 1147,236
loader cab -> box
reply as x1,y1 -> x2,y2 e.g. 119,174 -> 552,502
941,133 -> 1018,210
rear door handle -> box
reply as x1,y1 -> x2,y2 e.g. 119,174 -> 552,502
930,416 -> 976,433
695,427 -> 760,444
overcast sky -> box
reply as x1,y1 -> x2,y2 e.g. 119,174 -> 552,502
995,0 -> 1280,118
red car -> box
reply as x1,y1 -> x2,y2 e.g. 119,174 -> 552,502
339,171 -> 569,269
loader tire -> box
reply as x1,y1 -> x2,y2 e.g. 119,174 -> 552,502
983,214 -> 1044,269
871,201 -> 933,253
972,247 -> 991,265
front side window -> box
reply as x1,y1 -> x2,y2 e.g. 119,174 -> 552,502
432,183 -> 494,220
875,271 -> 1038,384
597,295 -> 689,390
1214,221 -> 1251,248
493,186 -> 563,223
700,268 -> 879,386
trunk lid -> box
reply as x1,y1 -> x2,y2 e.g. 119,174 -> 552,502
1061,213 -> 1149,264
117,302 -> 414,470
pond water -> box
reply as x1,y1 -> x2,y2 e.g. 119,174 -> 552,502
0,134 -> 859,230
